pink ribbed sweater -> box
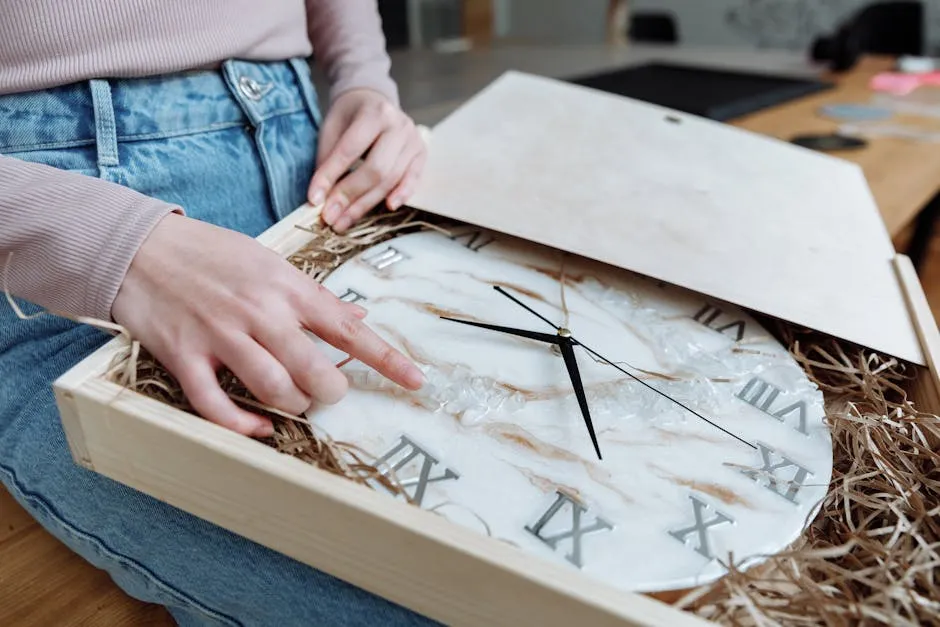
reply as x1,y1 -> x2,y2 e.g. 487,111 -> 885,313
0,0 -> 398,321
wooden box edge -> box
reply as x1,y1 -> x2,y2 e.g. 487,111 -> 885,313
51,203 -> 712,627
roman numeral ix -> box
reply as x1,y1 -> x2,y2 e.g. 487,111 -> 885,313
668,494 -> 734,560
736,377 -> 810,435
374,435 -> 459,507
740,442 -> 813,504
692,304 -> 746,341
525,491 -> 613,568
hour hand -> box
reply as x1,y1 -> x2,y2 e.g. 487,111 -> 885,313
559,338 -> 602,460
439,317 -> 562,345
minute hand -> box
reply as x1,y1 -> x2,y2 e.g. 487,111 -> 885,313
492,285 -> 757,450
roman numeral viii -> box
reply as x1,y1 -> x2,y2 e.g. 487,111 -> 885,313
739,442 -> 813,504
736,377 -> 809,435
525,491 -> 613,568
692,304 -> 746,341
668,494 -> 734,560
374,435 -> 459,507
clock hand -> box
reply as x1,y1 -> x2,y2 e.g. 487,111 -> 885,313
572,340 -> 756,450
492,286 -> 561,331
492,285 -> 757,450
443,313 -> 603,459
439,316 -> 562,346
558,335 -> 603,460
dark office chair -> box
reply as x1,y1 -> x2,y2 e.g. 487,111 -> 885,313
628,12 -> 679,44
811,1 -> 924,71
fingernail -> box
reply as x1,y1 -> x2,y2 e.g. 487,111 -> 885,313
255,421 -> 275,438
351,304 -> 368,318
404,365 -> 425,389
388,196 -> 402,211
323,202 -> 342,224
334,215 -> 352,232
310,187 -> 325,206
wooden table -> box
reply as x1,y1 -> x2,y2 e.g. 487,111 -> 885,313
386,44 -> 940,262
732,56 -> 940,243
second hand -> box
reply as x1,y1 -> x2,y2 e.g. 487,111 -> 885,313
492,285 -> 756,450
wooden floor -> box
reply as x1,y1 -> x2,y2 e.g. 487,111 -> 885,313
0,487 -> 175,626
1,234 -> 938,627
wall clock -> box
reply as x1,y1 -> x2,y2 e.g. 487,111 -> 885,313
304,223 -> 832,594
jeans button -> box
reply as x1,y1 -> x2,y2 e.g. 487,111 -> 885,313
238,76 -> 266,101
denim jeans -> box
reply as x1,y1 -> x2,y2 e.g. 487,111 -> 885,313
0,59 -> 436,626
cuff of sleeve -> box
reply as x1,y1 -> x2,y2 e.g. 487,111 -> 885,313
84,197 -> 181,322
329,72 -> 401,107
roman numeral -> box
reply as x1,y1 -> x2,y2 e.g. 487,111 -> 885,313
449,229 -> 495,252
692,304 -> 746,341
736,377 -> 809,435
374,435 -> 459,507
361,246 -> 409,270
668,494 -> 734,560
739,442 -> 813,504
338,288 -> 367,304
524,491 -> 613,568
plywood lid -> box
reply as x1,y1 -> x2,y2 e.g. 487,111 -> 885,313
408,71 -> 925,366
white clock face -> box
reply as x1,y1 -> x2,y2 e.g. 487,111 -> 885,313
304,226 -> 832,593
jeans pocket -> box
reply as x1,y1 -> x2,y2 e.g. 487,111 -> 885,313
2,144 -> 100,179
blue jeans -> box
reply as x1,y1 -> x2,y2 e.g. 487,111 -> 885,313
0,59 -> 435,626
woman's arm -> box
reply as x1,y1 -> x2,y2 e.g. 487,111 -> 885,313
0,154 -> 180,320
305,0 -> 426,233
305,0 -> 399,105
1,152 -> 424,438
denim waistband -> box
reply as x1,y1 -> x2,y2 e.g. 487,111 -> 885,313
0,58 -> 320,153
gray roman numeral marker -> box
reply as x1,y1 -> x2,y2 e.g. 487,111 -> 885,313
449,229 -> 495,252
361,246 -> 409,270
736,377 -> 809,435
740,442 -> 813,504
668,494 -> 734,560
375,435 -> 459,506
525,491 -> 613,568
338,288 -> 367,304
693,304 -> 746,341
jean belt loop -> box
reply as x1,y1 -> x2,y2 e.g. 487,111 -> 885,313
288,58 -> 322,129
89,79 -> 119,170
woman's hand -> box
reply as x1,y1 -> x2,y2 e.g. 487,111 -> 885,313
111,213 -> 425,437
308,89 -> 426,232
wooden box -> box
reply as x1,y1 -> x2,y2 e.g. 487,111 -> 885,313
53,72 -> 940,626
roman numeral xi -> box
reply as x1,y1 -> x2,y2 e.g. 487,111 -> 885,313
740,442 -> 813,505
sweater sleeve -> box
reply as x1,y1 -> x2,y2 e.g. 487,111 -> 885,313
305,0 -> 399,105
0,155 -> 181,321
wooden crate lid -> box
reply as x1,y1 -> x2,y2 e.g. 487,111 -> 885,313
408,71 -> 925,366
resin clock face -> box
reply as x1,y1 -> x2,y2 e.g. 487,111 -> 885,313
304,226 -> 832,593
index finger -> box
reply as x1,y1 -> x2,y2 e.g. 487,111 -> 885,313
302,297 -> 425,391
309,116 -> 382,207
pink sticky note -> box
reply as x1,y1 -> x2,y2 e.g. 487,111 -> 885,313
870,71 -> 940,95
